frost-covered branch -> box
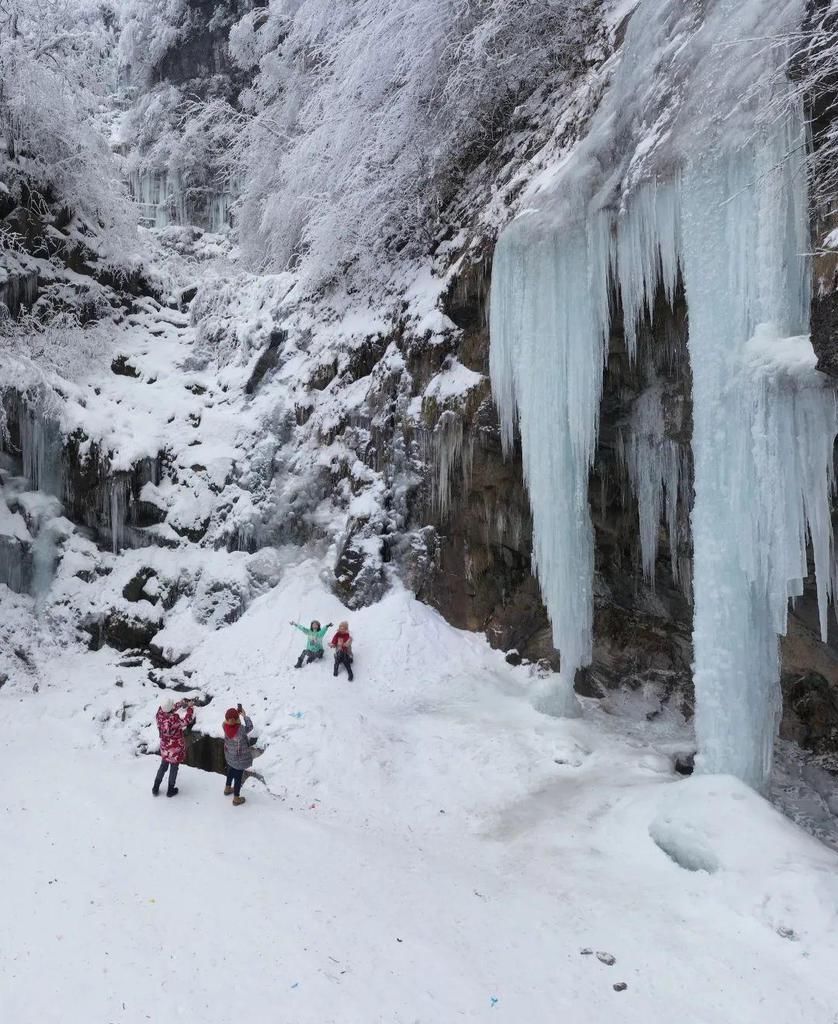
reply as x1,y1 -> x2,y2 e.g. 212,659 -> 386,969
221,0 -> 598,288
0,0 -> 135,265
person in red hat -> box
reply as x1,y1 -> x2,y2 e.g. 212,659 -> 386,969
329,620 -> 354,680
223,704 -> 254,806
152,696 -> 194,797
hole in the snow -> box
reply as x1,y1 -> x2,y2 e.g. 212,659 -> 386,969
184,730 -> 264,781
648,818 -> 719,873
186,731 -> 227,774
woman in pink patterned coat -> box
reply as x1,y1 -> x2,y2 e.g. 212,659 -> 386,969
152,697 -> 194,798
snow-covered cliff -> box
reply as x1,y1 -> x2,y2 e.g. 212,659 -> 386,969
2,0 -> 838,796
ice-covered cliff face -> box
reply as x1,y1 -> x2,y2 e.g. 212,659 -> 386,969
3,0 -> 838,792
491,0 -> 838,790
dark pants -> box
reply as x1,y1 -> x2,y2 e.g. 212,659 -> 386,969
295,648 -> 323,668
226,766 -> 244,797
153,759 -> 179,794
333,648 -> 353,680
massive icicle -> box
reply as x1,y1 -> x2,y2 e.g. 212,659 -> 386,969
490,0 -> 836,788
491,215 -> 610,714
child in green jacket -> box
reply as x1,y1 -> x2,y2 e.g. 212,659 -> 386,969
291,619 -> 332,668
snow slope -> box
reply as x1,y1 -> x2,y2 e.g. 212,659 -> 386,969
2,562 -> 838,1023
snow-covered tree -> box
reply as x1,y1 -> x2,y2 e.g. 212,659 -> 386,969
794,1 -> 838,220
224,0 -> 597,288
0,0 -> 134,263
117,0 -> 189,88
117,0 -> 249,228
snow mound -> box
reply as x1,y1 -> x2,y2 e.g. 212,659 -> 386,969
652,773 -> 836,870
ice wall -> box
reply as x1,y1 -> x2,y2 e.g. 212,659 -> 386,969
128,170 -> 237,232
129,170 -> 187,229
490,0 -> 836,788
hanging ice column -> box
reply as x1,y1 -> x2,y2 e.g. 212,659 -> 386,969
490,0 -> 837,789
490,214 -> 610,717
679,128 -> 836,788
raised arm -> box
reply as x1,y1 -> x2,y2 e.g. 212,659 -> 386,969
176,704 -> 195,732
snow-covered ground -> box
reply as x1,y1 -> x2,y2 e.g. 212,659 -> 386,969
2,562 -> 838,1023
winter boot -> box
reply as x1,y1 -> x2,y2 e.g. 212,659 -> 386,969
166,787 -> 179,798
333,663 -> 339,677
232,795 -> 246,806
152,785 -> 160,796
348,669 -> 354,681
224,786 -> 234,796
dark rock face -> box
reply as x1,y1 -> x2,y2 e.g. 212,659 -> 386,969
418,255 -> 695,687
111,354 -> 141,378
333,538 -> 387,610
86,606 -> 162,652
425,246 -> 838,758
0,535 -> 32,594
802,1 -> 838,376
123,568 -> 159,604
408,255 -> 557,663
61,434 -> 165,551
245,329 -> 286,394
781,672 -> 838,755
413,410 -> 555,662
152,0 -> 251,95
811,244 -> 838,377
780,585 -> 838,757
148,640 -> 189,668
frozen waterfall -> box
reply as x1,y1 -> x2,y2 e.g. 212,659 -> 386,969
128,170 -> 237,232
489,0 -> 837,789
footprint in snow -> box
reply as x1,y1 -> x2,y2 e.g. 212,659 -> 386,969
581,949 -> 618,968
553,741 -> 591,768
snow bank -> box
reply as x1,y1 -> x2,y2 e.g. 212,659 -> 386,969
3,560 -> 838,1023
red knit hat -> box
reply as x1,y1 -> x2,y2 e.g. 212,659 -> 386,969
223,707 -> 241,740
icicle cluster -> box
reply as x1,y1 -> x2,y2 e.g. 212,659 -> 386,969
128,170 -> 187,229
128,170 -> 237,232
0,266 -> 38,318
0,394 -> 154,559
427,411 -> 473,520
490,0 -> 836,789
618,381 -> 690,589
